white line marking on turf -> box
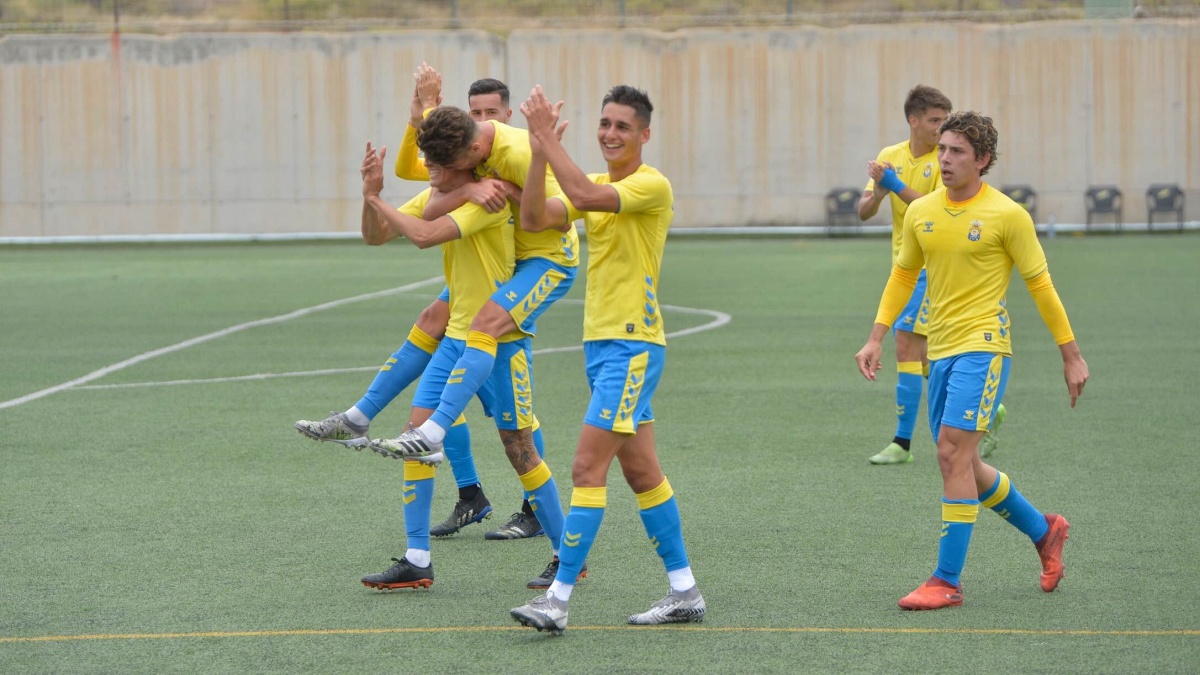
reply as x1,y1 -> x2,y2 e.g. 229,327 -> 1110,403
0,277 -> 447,410
70,300 -> 732,391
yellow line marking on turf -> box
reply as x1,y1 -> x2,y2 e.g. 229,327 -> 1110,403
3,626 -> 1196,643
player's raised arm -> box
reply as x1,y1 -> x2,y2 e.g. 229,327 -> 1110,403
361,142 -> 460,248
522,85 -> 618,213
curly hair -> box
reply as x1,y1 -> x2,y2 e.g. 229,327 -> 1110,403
939,110 -> 999,176
417,106 -> 478,167
602,85 -> 653,127
903,84 -> 952,121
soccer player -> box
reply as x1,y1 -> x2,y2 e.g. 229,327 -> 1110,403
857,85 -> 1007,464
371,100 -> 584,587
296,67 -> 543,542
353,127 -> 568,591
507,85 -> 705,634
854,111 -> 1088,610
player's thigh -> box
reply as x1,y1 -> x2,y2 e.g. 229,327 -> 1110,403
581,340 -> 665,435
476,338 -> 535,431
491,258 -> 577,337
928,352 -> 1010,443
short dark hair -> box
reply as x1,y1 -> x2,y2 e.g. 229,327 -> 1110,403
417,106 -> 477,167
468,78 -> 509,106
939,110 -> 999,176
601,85 -> 653,127
904,85 -> 952,120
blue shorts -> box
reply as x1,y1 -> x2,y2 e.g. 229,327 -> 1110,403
492,257 -> 577,337
583,340 -> 665,434
413,336 -> 534,431
927,352 -> 1010,443
893,269 -> 929,337
436,285 -> 450,303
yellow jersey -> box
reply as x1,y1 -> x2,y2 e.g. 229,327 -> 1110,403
476,121 -> 579,269
398,189 -> 520,342
866,140 -> 942,263
559,164 -> 673,346
897,183 -> 1049,361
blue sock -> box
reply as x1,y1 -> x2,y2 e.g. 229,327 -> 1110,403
980,472 -> 1049,543
556,488 -> 606,584
636,480 -> 690,572
402,463 -> 436,552
895,364 -> 923,441
531,424 -> 546,459
933,498 -> 979,587
520,462 -> 564,549
443,417 -> 479,490
355,327 -> 438,419
430,331 -> 497,431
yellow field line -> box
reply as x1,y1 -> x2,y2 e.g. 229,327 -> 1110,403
2,625 -> 1197,643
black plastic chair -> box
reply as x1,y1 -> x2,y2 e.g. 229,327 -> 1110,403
1085,186 -> 1123,232
825,187 -> 861,231
1001,185 -> 1037,223
1146,184 -> 1184,232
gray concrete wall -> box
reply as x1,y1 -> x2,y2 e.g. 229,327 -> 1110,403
1,21 -> 1196,237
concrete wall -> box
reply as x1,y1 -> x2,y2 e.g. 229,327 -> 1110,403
1,21 -> 1196,237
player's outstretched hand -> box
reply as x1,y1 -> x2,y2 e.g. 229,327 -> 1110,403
520,85 -> 568,143
854,342 -> 884,381
415,61 -> 443,111
361,141 -> 387,198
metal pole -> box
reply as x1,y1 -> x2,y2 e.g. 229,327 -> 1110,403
113,0 -> 119,30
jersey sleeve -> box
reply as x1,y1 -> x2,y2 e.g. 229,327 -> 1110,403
395,124 -> 430,181
554,193 -> 586,225
448,201 -> 506,240
613,170 -> 671,215
895,206 -> 926,271
398,190 -> 430,218
1003,206 -> 1048,281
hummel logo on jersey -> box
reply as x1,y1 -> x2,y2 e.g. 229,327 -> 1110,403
649,535 -> 660,550
502,412 -> 513,422
923,221 -> 935,233
600,409 -> 613,420
963,410 -> 976,421
506,291 -> 517,302
563,531 -> 582,547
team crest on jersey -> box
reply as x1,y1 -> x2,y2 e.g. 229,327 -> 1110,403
968,219 -> 983,241
984,332 -> 992,342
923,221 -> 935,233
923,163 -> 933,178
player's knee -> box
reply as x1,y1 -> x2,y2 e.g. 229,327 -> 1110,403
415,302 -> 449,339
935,437 -> 975,477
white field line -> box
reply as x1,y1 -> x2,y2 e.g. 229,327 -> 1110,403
68,300 -> 732,392
0,277 -> 446,410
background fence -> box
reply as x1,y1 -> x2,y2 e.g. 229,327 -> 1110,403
1,18 -> 1197,237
